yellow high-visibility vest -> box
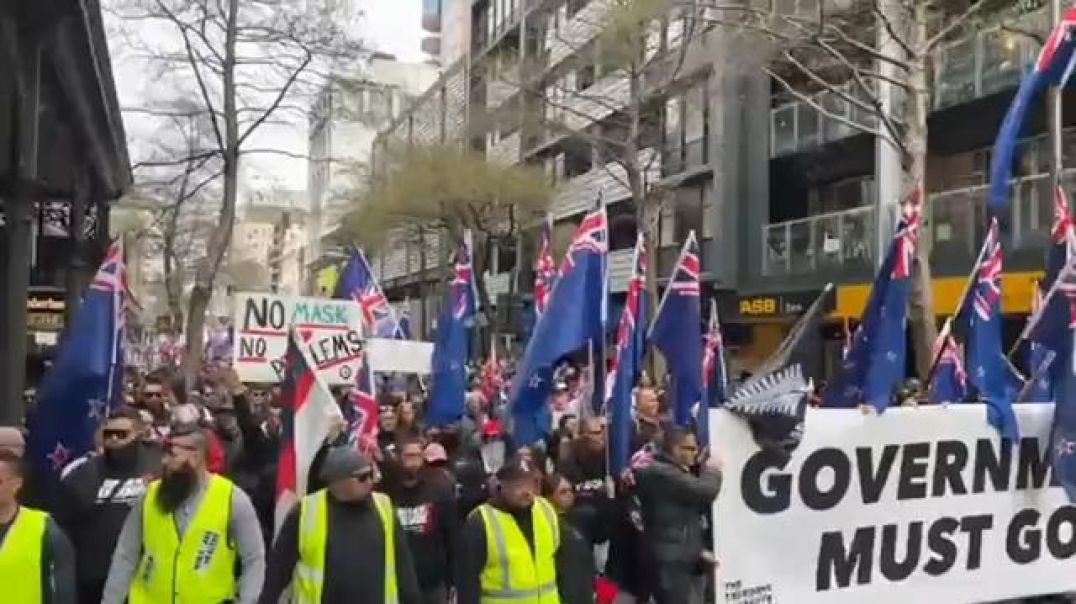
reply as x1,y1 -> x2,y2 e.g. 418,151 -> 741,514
130,474 -> 237,604
294,490 -> 399,604
477,497 -> 561,604
0,507 -> 47,603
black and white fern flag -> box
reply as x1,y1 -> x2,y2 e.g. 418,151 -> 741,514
725,365 -> 810,464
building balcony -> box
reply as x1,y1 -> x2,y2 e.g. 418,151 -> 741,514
485,271 -> 513,299
933,13 -> 1047,110
487,131 -> 521,164
486,76 -> 518,111
545,0 -> 606,70
760,168 -> 1069,278
770,86 -> 876,158
661,137 -> 708,178
560,73 -> 630,131
551,148 -> 659,219
609,247 -> 634,293
762,205 -> 877,277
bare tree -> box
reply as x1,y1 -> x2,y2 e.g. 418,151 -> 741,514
110,0 -> 362,385
344,143 -> 553,316
694,0 -> 1021,376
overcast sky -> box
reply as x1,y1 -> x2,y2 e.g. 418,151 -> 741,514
108,0 -> 426,196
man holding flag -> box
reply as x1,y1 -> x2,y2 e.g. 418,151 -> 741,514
512,204 -> 608,447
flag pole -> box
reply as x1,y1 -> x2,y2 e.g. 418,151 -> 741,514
924,222 -> 994,382
1016,349 -> 1056,403
1007,260 -> 1076,359
923,317 -> 954,389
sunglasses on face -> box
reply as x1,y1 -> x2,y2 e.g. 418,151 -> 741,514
103,429 -> 133,441
163,442 -> 199,456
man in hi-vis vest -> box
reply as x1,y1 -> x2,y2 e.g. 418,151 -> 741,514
0,448 -> 75,603
457,455 -> 568,604
259,446 -> 421,604
103,425 -> 266,603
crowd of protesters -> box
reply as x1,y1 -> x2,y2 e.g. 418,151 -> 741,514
1,357 -> 724,604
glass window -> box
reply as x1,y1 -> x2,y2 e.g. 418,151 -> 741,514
684,82 -> 706,143
674,186 -> 704,243
820,91 -> 851,142
797,104 -> 819,150
771,104 -> 795,156
935,37 -> 976,108
701,180 -> 715,239
665,95 -> 683,149
659,204 -> 675,247
981,29 -> 1023,95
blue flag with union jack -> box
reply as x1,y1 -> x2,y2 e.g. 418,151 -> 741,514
534,213 -> 556,318
605,234 -> 647,475
823,192 -> 919,411
650,231 -> 703,428
928,322 -> 968,404
989,8 -> 1076,211
961,219 -> 1020,440
427,232 -> 479,426
703,299 -> 729,407
30,241 -> 127,491
512,205 -> 608,446
335,248 -> 401,339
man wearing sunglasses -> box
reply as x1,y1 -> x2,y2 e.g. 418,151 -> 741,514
102,425 -> 265,604
260,446 -> 421,604
56,406 -> 161,604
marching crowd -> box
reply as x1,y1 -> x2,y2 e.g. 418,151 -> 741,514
3,359 -> 724,604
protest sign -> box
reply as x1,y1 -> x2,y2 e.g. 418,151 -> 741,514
233,293 -> 363,385
365,338 -> 434,374
711,404 -> 1076,604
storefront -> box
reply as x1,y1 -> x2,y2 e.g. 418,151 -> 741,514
723,289 -> 833,379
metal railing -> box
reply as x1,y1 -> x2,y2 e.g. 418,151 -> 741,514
761,169 -> 1072,277
762,206 -> 876,276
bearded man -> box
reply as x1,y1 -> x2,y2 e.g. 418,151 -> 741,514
101,424 -> 265,603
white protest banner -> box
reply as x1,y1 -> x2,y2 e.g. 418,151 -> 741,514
232,293 -> 363,385
711,404 -> 1076,604
365,338 -> 434,374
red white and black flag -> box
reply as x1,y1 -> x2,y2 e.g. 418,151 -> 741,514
274,328 -> 344,534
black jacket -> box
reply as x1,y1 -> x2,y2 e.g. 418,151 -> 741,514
456,499 -> 588,604
558,442 -> 613,544
259,492 -> 421,604
634,454 -> 721,567
382,472 -> 458,591
55,446 -> 160,589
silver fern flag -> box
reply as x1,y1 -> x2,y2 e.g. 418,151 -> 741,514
726,365 -> 810,463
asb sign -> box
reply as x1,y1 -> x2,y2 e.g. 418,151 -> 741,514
734,290 -> 831,319
711,405 -> 1076,603
233,293 -> 364,385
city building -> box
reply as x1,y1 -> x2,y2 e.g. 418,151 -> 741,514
230,190 -> 309,298
371,0 -> 1060,376
1,1 -> 132,418
306,54 -> 439,272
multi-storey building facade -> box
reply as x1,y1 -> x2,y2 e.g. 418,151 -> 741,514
307,55 -> 439,270
371,0 -> 1061,375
